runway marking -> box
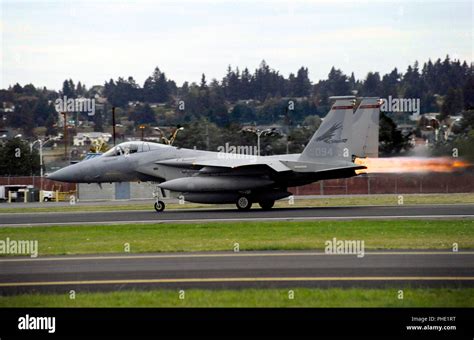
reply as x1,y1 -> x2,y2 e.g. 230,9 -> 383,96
1,276 -> 474,287
0,202 -> 473,216
0,251 -> 473,263
2,214 -> 474,227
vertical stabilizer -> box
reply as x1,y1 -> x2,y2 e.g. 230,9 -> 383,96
299,96 -> 355,162
352,97 -> 380,158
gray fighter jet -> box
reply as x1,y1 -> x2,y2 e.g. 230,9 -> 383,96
48,96 -> 380,212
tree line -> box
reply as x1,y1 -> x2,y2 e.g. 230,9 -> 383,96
101,56 -> 472,114
0,55 -> 472,160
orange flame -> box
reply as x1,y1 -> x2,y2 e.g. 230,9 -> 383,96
354,157 -> 471,174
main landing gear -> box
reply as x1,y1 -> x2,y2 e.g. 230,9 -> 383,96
236,196 -> 252,211
235,195 -> 275,211
258,200 -> 275,210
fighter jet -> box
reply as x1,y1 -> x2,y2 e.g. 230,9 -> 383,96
48,96 -> 380,212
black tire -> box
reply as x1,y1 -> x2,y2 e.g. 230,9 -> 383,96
236,196 -> 252,211
259,200 -> 274,210
154,200 -> 165,212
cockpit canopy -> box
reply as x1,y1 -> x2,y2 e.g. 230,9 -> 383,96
103,141 -> 168,157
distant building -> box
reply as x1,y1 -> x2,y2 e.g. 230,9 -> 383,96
0,102 -> 14,124
73,132 -> 112,146
0,102 -> 15,113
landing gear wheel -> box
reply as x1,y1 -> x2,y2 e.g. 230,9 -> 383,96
154,200 -> 166,212
236,196 -> 252,211
259,200 -> 275,210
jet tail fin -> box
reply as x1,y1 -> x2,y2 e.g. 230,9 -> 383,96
352,97 -> 380,158
299,96 -> 354,163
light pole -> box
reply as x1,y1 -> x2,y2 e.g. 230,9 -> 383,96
243,128 -> 274,156
154,126 -> 184,145
31,139 -> 55,179
139,125 -> 145,141
61,112 -> 68,160
30,139 -> 44,178
112,106 -> 116,146
169,126 -> 184,146
153,127 -> 168,144
31,139 -> 49,192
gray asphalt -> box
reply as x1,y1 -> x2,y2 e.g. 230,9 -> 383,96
1,204 -> 474,227
0,251 -> 473,294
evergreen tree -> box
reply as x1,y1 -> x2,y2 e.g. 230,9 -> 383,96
0,138 -> 40,176
293,67 -> 311,97
379,112 -> 412,155
440,88 -> 464,119
463,73 -> 474,110
361,72 -> 381,96
62,79 -> 76,98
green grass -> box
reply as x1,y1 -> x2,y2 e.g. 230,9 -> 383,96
1,288 -> 472,307
291,193 -> 474,207
0,219 -> 473,256
1,193 -> 473,213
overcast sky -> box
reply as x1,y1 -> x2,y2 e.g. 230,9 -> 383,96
1,0 -> 472,90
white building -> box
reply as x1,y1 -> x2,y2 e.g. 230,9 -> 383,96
73,132 -> 112,146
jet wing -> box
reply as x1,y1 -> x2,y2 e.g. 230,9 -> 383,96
156,157 -> 291,173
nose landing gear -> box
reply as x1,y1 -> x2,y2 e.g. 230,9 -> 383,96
154,200 -> 166,212
151,183 -> 167,213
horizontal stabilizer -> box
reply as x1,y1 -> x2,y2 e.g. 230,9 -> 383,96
281,160 -> 365,173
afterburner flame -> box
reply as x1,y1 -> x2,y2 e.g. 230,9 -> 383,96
354,157 -> 471,174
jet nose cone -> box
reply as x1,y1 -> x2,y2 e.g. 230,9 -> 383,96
47,164 -> 80,183
47,168 -> 69,182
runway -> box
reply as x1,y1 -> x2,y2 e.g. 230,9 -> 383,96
1,204 -> 474,227
0,250 -> 473,294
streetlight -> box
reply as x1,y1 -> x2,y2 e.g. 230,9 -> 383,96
243,128 -> 276,156
30,139 -> 55,179
153,127 -> 169,144
30,140 -> 43,177
154,126 -> 184,145
30,138 -> 55,192
169,126 -> 184,146
139,125 -> 146,141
